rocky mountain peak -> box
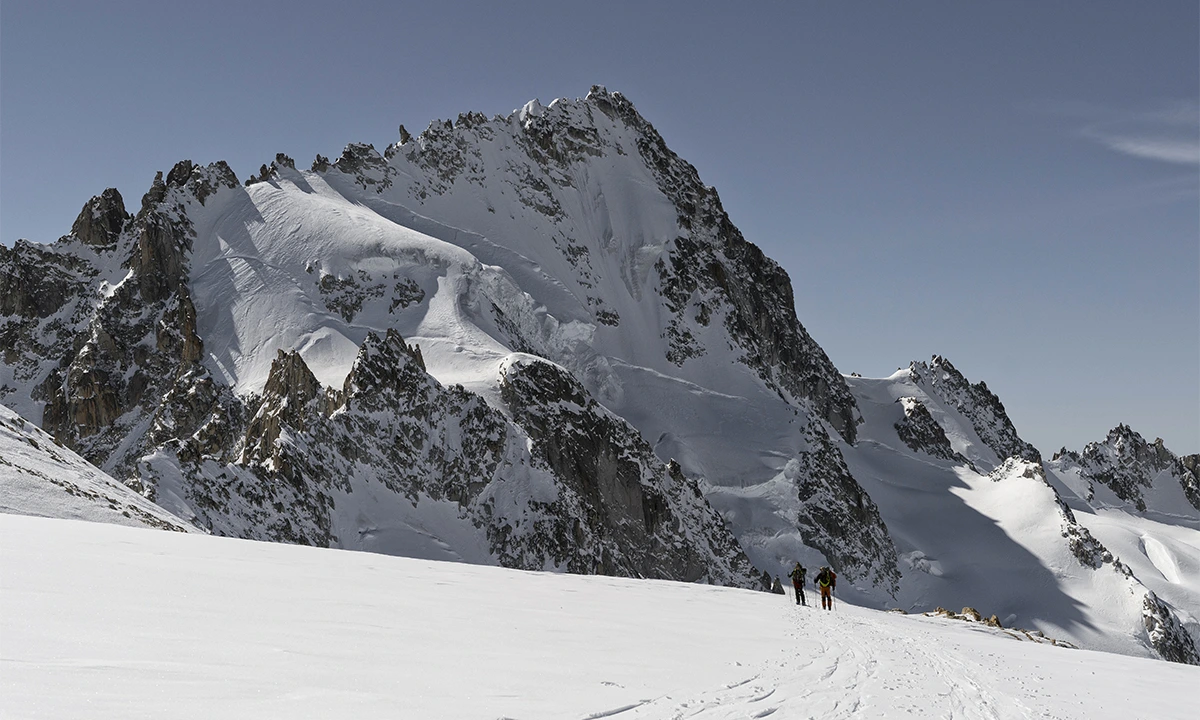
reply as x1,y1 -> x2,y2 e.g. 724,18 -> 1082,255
341,330 -> 429,411
128,160 -> 239,304
163,159 -> 240,206
328,142 -> 393,192
261,349 -> 323,409
242,350 -> 324,468
909,356 -> 1039,467
70,188 -> 129,248
245,154 -> 297,186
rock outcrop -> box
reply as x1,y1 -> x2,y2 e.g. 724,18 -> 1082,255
909,356 -> 1040,468
500,355 -> 761,586
789,426 -> 900,595
137,330 -> 763,586
70,188 -> 129,248
893,396 -> 971,465
1142,592 -> 1200,665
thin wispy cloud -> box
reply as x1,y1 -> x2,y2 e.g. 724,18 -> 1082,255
1077,101 -> 1200,165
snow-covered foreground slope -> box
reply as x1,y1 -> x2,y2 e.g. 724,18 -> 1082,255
0,405 -> 194,532
4,514 -> 1196,720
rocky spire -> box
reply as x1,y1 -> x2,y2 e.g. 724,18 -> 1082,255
241,349 -> 324,471
71,188 -> 129,248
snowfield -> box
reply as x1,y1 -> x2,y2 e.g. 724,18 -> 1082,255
3,514 -> 1195,719
0,404 -> 195,532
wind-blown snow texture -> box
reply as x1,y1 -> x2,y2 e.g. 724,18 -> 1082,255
2,87 -> 1197,663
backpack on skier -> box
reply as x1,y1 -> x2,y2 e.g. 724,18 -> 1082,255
815,566 -> 837,610
788,563 -> 807,585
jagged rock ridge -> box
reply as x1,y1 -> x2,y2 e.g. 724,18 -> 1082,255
1051,424 -> 1200,513
908,356 -> 1040,468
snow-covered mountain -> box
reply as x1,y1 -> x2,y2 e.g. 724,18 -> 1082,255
1,87 -> 1196,664
844,364 -> 1199,664
1050,423 -> 1200,518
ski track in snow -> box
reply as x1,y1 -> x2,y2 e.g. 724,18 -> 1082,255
621,605 -> 1021,720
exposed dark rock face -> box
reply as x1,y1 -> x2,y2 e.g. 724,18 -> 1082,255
1143,592 -> 1200,665
132,331 -> 761,586
893,396 -> 970,465
331,142 -> 394,192
790,426 -> 900,595
71,188 -> 129,248
500,356 -> 761,586
241,350 -> 325,467
0,240 -> 96,320
1052,425 -> 1200,513
1182,454 -> 1200,510
4,161 -> 236,473
909,356 -> 1039,466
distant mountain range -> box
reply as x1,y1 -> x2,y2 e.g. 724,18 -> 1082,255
2,87 -> 1196,664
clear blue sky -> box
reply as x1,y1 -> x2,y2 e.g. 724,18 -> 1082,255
2,1 -> 1197,454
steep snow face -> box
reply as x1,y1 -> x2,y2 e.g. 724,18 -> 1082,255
843,368 -> 1200,663
6,515 -> 1199,720
0,404 -> 195,532
188,168 -> 523,398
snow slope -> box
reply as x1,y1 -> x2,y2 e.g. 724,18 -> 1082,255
0,405 -> 194,532
3,514 -> 1196,720
841,369 -> 1200,661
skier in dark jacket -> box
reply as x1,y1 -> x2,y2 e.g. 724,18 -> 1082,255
815,566 -> 837,610
787,562 -> 807,606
